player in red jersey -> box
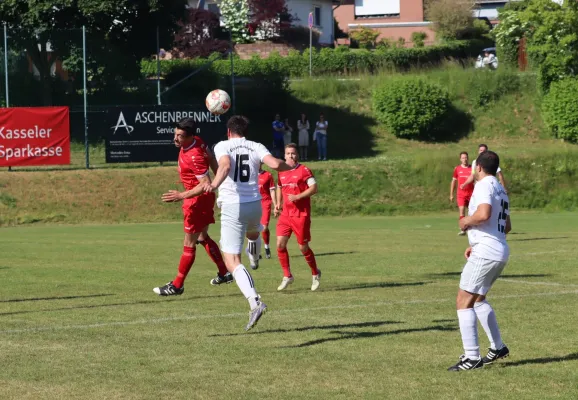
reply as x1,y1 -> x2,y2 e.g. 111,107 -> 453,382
450,151 -> 474,236
274,143 -> 321,291
153,118 -> 232,296
257,165 -> 277,261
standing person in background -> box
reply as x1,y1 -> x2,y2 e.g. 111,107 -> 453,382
272,113 -> 285,159
461,144 -> 507,193
275,144 -> 321,292
297,113 -> 310,161
283,118 -> 293,148
315,113 -> 328,161
451,152 -> 474,236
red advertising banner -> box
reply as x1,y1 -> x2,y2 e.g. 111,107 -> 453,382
0,106 -> 70,167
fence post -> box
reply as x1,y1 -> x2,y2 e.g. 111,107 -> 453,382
83,26 -> 89,169
156,26 -> 161,106
229,30 -> 236,115
3,23 -> 11,172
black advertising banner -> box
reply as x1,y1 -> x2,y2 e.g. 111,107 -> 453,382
105,106 -> 226,163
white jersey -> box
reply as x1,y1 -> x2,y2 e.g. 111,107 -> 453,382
467,176 -> 510,261
472,159 -> 501,175
213,137 -> 271,205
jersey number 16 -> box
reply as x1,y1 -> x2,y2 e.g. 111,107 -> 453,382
233,154 -> 250,183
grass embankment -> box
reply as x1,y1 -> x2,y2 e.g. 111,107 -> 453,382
1,149 -> 576,226
1,66 -> 577,225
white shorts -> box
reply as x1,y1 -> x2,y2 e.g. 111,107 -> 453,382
219,200 -> 262,254
460,253 -> 507,295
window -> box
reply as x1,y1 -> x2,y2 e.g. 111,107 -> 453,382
314,6 -> 321,26
354,0 -> 400,17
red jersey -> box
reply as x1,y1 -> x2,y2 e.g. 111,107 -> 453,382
258,170 -> 275,203
278,164 -> 315,217
453,164 -> 474,195
178,137 -> 215,204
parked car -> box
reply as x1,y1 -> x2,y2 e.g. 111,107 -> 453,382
475,47 -> 498,70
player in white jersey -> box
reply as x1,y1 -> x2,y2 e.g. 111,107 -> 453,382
204,115 -> 291,331
448,150 -> 512,371
461,144 -> 507,192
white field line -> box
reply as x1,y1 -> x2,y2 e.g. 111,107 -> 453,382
499,279 -> 578,287
1,290 -> 577,335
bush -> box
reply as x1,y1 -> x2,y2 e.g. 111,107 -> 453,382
350,27 -> 380,50
411,32 -> 428,48
541,79 -> 578,143
372,78 -> 451,139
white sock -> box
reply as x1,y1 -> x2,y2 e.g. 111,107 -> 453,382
246,238 -> 261,265
457,308 -> 480,359
232,264 -> 259,309
474,301 -> 504,350
264,244 -> 270,250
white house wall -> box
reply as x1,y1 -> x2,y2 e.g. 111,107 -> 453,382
288,0 -> 334,44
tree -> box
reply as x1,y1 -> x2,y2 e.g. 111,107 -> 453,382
0,0 -> 187,105
173,9 -> 230,58
425,0 -> 476,40
248,0 -> 294,40
220,0 -> 252,43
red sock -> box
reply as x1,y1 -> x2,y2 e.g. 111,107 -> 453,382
459,216 -> 465,220
262,229 -> 270,246
173,246 -> 196,288
201,237 -> 228,276
301,248 -> 319,275
277,248 -> 292,277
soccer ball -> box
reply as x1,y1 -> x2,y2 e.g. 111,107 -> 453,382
205,89 -> 231,115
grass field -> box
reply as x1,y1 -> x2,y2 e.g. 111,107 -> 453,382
1,213 -> 577,400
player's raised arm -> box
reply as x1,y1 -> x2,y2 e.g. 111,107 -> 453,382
210,154 -> 231,190
262,154 -> 292,172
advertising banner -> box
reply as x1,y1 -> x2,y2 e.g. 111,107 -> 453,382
106,106 -> 226,163
0,107 -> 70,167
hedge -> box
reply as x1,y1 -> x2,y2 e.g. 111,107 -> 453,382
541,78 -> 578,143
141,39 -> 491,78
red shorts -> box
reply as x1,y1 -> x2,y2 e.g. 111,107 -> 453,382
457,193 -> 472,207
261,200 -> 272,227
182,194 -> 215,234
276,215 -> 311,245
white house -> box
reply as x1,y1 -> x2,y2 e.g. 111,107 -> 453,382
188,0 -> 338,45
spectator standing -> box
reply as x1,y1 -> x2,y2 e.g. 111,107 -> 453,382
272,113 -> 285,158
314,113 -> 328,161
283,118 -> 294,148
297,113 -> 310,161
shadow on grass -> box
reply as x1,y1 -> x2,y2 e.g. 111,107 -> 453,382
330,281 -> 429,292
209,320 -> 403,338
431,105 -> 475,143
290,251 -> 358,258
500,274 -> 552,278
509,237 -> 569,242
0,294 -> 114,303
0,292 -> 243,317
427,272 -> 462,278
0,267 -> 9,270
501,353 -> 578,368
282,325 -> 458,348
